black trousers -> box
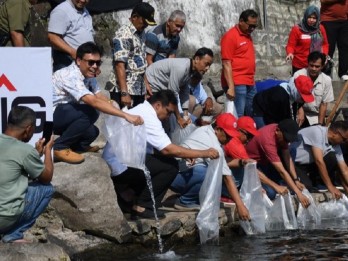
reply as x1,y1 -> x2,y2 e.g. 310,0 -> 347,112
112,153 -> 178,209
294,151 -> 338,191
321,20 -> 348,78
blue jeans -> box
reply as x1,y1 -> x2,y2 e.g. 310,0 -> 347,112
1,182 -> 54,242
53,103 -> 99,151
258,164 -> 285,200
221,167 -> 243,197
234,85 -> 256,118
170,164 -> 207,206
253,116 -> 266,129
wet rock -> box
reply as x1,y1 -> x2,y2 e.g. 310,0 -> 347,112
129,221 -> 152,235
0,243 -> 70,261
51,153 -> 132,243
160,220 -> 181,236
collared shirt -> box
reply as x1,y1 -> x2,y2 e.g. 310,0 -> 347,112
109,23 -> 147,95
145,22 -> 180,62
48,0 -> 94,49
221,25 -> 256,86
294,68 -> 334,124
189,81 -> 208,105
53,63 -> 100,107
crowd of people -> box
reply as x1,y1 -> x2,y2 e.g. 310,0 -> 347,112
1,0 -> 348,243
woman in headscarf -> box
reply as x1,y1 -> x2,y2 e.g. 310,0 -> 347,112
286,5 -> 329,75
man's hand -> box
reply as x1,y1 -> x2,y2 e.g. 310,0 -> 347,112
328,185 -> 342,200
297,107 -> 305,127
121,94 -> 132,108
295,180 -> 305,191
146,84 -> 153,97
226,87 -> 235,101
203,148 -> 219,159
275,185 -> 289,195
286,53 -> 294,62
124,113 -> 144,126
203,97 -> 214,115
237,204 -> 251,221
297,193 -> 310,208
177,116 -> 191,128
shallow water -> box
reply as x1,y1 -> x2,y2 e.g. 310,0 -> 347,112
73,219 -> 348,261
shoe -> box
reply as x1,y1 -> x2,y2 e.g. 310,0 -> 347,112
130,208 -> 165,220
74,145 -> 100,154
174,199 -> 200,212
341,75 -> 348,81
220,196 -> 235,207
54,149 -> 85,164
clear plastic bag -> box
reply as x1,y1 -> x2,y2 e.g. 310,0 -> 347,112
239,163 -> 266,235
296,189 -> 321,229
263,194 -> 274,221
318,194 -> 348,219
171,123 -> 196,145
224,98 -> 238,119
265,192 -> 298,231
101,108 -> 147,170
196,150 -> 223,244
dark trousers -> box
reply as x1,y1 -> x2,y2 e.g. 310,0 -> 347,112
52,50 -> 73,72
53,103 -> 99,151
321,20 -> 348,78
110,92 -> 145,109
294,151 -> 339,191
112,153 -> 178,210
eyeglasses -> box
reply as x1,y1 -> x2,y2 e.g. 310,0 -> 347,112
83,59 -> 102,67
337,130 -> 348,143
245,22 -> 257,30
240,129 -> 253,141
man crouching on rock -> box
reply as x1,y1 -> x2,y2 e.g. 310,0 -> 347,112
0,106 -> 54,243
102,90 -> 219,220
52,42 -> 143,164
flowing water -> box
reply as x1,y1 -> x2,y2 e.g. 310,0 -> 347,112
73,219 -> 348,261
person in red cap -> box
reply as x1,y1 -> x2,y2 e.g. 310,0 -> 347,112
170,113 -> 250,221
293,51 -> 334,126
253,74 -> 315,128
223,116 -> 289,198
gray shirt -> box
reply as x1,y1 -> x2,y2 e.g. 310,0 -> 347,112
291,125 -> 344,164
145,58 -> 192,109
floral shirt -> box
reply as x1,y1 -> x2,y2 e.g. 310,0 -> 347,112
109,23 -> 147,95
53,63 -> 100,107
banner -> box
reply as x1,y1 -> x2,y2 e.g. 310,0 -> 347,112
0,47 -> 53,147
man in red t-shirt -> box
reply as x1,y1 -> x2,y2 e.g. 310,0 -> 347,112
320,0 -> 348,80
245,119 -> 310,208
224,116 -> 289,196
221,9 -> 258,117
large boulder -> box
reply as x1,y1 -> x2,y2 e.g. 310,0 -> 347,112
51,153 -> 132,243
0,243 -> 70,261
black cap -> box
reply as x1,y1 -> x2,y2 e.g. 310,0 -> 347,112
132,2 -> 157,26
278,119 -> 299,143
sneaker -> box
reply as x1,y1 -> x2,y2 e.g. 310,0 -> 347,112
174,199 -> 200,211
130,208 -> 165,220
341,75 -> 348,81
54,149 -> 85,164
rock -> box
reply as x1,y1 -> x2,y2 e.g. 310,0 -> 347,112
0,243 -> 70,261
51,153 -> 132,243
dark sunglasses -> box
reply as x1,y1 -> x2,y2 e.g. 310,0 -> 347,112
240,129 -> 253,141
83,59 -> 102,67
245,22 -> 257,29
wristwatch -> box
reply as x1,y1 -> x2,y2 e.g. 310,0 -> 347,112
120,91 -> 128,97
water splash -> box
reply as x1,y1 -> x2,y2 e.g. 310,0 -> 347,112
143,168 -> 164,254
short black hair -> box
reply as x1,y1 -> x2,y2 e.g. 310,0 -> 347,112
308,51 -> 326,66
76,42 -> 101,60
148,90 -> 178,106
239,9 -> 258,22
330,121 -> 348,133
193,47 -> 213,59
7,106 -> 36,128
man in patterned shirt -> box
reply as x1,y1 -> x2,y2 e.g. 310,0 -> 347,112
53,42 -> 143,164
108,2 -> 157,108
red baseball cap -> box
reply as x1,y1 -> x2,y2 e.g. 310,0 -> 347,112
294,75 -> 314,103
237,116 -> 259,136
215,113 -> 240,138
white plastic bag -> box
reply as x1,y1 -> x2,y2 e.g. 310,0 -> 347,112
102,110 -> 147,170
296,189 -> 321,229
239,163 -> 266,235
224,98 -> 238,119
263,194 -> 274,221
171,123 -> 196,145
318,194 -> 348,219
196,150 -> 223,244
265,192 -> 298,231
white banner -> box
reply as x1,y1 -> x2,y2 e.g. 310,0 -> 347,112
0,47 -> 52,147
